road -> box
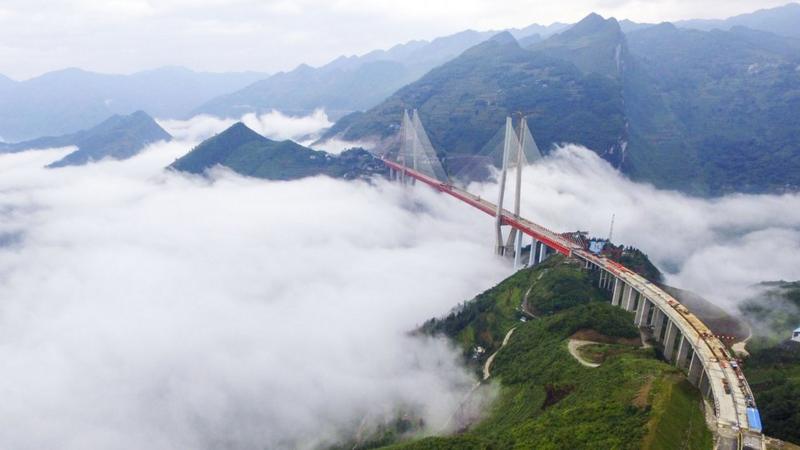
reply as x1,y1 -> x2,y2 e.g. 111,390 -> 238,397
567,339 -> 601,368
483,328 -> 516,380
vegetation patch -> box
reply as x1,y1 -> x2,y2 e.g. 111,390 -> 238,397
577,342 -> 638,364
389,257 -> 711,449
641,376 -> 712,450
542,384 -> 575,409
739,281 -> 800,445
633,376 -> 655,409
570,329 -> 642,346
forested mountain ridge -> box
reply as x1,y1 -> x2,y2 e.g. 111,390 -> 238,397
323,12 -> 800,195
322,15 -> 629,174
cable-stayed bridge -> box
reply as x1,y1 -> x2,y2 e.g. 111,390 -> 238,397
381,110 -> 764,450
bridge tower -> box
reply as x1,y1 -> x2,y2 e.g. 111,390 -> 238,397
387,109 -> 448,185
494,116 -> 536,268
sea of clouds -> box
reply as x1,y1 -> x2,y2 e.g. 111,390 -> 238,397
472,145 -> 800,308
1,111 -> 799,448
0,114 -> 506,449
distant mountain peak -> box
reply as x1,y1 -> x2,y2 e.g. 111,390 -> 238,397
561,12 -> 622,38
488,30 -> 517,45
462,31 -> 522,58
530,11 -> 625,78
218,122 -> 266,141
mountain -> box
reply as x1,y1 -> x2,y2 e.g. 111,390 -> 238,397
623,24 -> 800,193
322,17 -> 628,174
192,30 -> 497,119
509,22 -> 570,39
0,111 -> 172,167
0,66 -> 267,142
325,12 -> 800,195
169,122 -> 386,180
676,3 -> 800,38
382,255 -> 712,448
619,19 -> 654,33
530,13 -> 627,78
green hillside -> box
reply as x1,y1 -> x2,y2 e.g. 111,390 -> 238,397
740,281 -> 800,445
323,26 -> 627,174
169,122 -> 386,180
623,24 -> 800,194
382,256 -> 711,449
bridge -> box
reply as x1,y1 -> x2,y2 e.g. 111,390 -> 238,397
381,110 -> 764,450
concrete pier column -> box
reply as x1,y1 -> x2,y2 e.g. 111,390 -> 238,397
611,278 -> 622,306
624,288 -> 636,312
663,322 -> 677,361
697,368 -> 707,395
622,284 -> 632,308
538,244 -> 548,264
513,230 -> 523,269
652,309 -> 665,341
645,304 -> 655,327
676,336 -> 690,369
527,237 -> 537,267
636,298 -> 651,327
688,353 -> 703,385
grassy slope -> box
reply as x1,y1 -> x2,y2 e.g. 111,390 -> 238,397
392,257 -> 711,449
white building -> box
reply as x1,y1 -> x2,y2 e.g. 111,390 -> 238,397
793,327 -> 800,343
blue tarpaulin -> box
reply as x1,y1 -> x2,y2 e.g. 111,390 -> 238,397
746,408 -> 763,432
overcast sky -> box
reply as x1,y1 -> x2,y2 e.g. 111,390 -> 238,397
0,0 -> 793,80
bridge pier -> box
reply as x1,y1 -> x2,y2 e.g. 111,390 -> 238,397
653,309 -> 666,342
623,287 -> 636,312
676,336 -> 691,369
663,322 -> 678,362
513,230 -> 523,269
538,243 -> 549,264
527,236 -> 537,268
611,277 -> 623,306
688,352 -> 704,385
636,298 -> 652,327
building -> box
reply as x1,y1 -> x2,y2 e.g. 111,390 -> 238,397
793,327 -> 800,343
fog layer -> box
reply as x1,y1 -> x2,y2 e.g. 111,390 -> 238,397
473,145 -> 800,306
1,119 -> 798,448
0,140 -> 507,449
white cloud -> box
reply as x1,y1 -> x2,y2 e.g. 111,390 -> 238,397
241,108 -> 332,141
2,131 -> 799,448
158,109 -> 332,144
0,138 -> 506,449
158,114 -> 235,142
471,145 -> 800,307
311,137 -> 375,155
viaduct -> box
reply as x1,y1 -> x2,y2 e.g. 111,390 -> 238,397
382,110 -> 764,450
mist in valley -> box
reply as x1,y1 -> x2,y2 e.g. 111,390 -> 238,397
1,112 -> 799,448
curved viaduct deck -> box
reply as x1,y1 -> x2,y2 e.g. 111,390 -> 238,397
384,158 -> 764,449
